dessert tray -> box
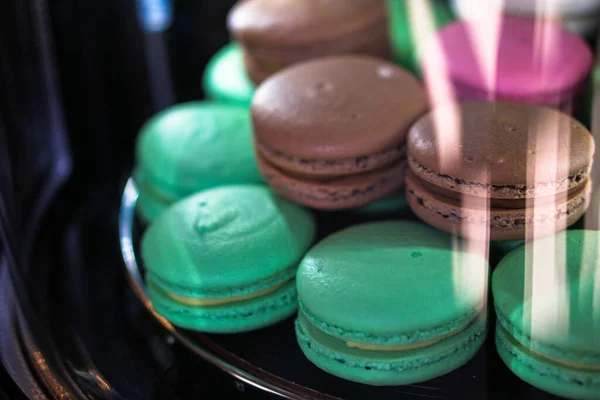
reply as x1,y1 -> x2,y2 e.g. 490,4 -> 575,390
118,177 -> 556,400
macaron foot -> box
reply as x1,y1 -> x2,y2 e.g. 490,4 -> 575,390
296,311 -> 487,386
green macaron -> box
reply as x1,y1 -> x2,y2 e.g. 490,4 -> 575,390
296,220 -> 489,386
351,191 -> 410,218
141,185 -> 316,333
134,101 -> 262,222
493,230 -> 600,399
202,43 -> 255,106
387,0 -> 455,77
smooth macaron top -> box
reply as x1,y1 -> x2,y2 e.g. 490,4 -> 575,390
425,17 -> 592,99
135,102 -> 262,198
407,101 -> 594,193
493,230 -> 600,366
252,55 -> 428,161
228,0 -> 386,47
142,185 -> 316,296
297,220 -> 488,346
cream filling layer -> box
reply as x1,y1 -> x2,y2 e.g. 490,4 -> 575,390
533,351 -> 600,372
502,325 -> 600,372
498,323 -> 600,372
163,280 -> 290,307
345,320 -> 472,352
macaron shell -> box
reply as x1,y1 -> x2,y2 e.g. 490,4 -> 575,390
135,102 -> 263,196
136,182 -> 170,223
405,171 -> 590,241
141,185 -> 316,295
296,310 -> 487,386
407,101 -> 594,193
202,43 -> 255,106
297,220 -> 488,344
451,78 -> 586,111
496,324 -> 600,400
351,190 -> 410,216
252,55 -> 428,161
424,17 -> 592,100
228,0 -> 386,47
493,230 -> 600,365
242,48 -> 282,85
257,155 -> 406,210
148,278 -> 298,333
241,20 -> 391,64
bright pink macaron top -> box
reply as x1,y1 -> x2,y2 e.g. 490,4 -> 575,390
423,17 -> 593,104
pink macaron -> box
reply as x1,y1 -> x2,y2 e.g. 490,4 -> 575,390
421,17 -> 593,114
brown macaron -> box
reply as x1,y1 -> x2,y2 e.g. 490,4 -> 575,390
227,0 -> 391,85
252,55 -> 428,210
406,101 -> 595,241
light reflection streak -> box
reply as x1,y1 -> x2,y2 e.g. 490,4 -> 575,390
587,37 -> 600,340
412,0 -> 491,305
525,7 -> 571,344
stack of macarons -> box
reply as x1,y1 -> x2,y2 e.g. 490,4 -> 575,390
202,0 -> 455,103
128,0 -> 600,395
252,55 -> 428,210
405,101 -> 595,241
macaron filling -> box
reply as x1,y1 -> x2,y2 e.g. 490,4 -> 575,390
495,310 -> 600,369
297,309 -> 487,356
406,171 -> 590,229
345,324 -> 472,352
258,155 -> 406,206
410,170 -> 590,209
153,279 -> 292,307
299,302 -> 483,349
146,264 -> 298,301
408,156 -> 590,199
497,323 -> 600,374
256,138 -> 406,176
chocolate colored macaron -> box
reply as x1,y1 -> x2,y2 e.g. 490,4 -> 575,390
252,55 -> 428,210
406,101 -> 595,241
227,0 -> 391,85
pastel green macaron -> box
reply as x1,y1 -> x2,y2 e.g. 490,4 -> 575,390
493,230 -> 600,399
134,101 -> 262,222
141,185 -> 316,333
202,43 -> 255,106
387,0 -> 454,77
351,191 -> 410,218
296,220 -> 489,385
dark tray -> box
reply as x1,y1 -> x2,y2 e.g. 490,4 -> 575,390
116,178 -> 563,400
